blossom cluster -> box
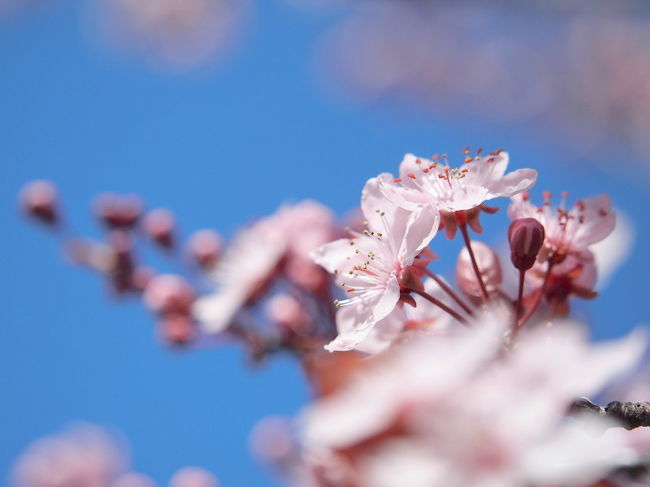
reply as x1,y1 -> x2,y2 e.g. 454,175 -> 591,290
11,424 -> 219,487
18,148 -> 650,486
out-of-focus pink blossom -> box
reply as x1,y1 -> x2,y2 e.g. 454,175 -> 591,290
144,274 -> 195,315
20,180 -> 59,225
273,201 -> 337,292
143,208 -> 176,249
311,177 -> 438,352
300,316 -> 647,487
318,3 -> 650,171
590,209 -> 635,290
94,193 -> 143,230
11,424 -> 126,487
157,312 -> 195,346
192,216 -> 286,334
187,229 -> 223,270
168,467 -> 219,487
193,201 -> 335,335
456,240 -> 502,301
111,473 -> 157,487
97,0 -> 250,70
250,416 -> 296,465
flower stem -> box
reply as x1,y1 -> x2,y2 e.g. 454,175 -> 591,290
515,269 -> 526,321
410,288 -> 468,325
517,262 -> 554,330
458,222 -> 489,304
424,268 -> 474,316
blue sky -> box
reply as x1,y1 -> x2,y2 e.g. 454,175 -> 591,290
1,1 -> 649,486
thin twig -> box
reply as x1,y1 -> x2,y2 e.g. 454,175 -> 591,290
410,288 -> 468,325
458,223 -> 489,303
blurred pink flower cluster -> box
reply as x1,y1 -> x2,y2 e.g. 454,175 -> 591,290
317,1 -> 650,170
95,0 -> 250,70
20,145 -> 650,486
11,424 -> 218,487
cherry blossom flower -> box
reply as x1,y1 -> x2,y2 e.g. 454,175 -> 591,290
397,151 -> 536,212
311,177 -> 438,353
300,318 -> 647,487
193,217 -> 286,334
193,201 -> 336,334
456,240 -> 502,301
273,201 -> 337,292
508,192 -> 617,318
509,192 -> 616,265
376,151 -> 537,239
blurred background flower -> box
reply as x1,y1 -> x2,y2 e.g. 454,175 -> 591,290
311,0 -> 650,174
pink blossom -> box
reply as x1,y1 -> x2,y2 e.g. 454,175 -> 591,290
193,217 -> 286,334
193,201 -> 336,334
300,317 -> 647,487
456,240 -> 502,301
392,151 -> 537,213
11,424 -> 127,487
311,177 -> 438,352
187,229 -> 223,270
272,201 -> 337,292
97,0 -> 250,70
144,274 -> 195,315
20,180 -> 59,225
508,192 -> 616,264
111,473 -> 157,487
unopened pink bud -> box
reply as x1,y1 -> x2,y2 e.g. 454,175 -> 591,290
187,229 -> 222,269
157,313 -> 195,346
456,241 -> 502,298
94,193 -> 142,229
143,208 -> 175,248
19,180 -> 59,225
508,218 -> 546,271
143,274 -> 195,315
169,467 -> 220,487
131,266 -> 156,292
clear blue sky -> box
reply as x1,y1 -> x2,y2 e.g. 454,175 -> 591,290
1,2 -> 649,486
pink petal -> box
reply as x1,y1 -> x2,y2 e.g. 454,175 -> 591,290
487,168 -> 538,199
572,195 -> 616,247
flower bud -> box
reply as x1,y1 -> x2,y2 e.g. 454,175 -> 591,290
19,180 -> 58,225
94,193 -> 142,229
508,218 -> 546,271
143,274 -> 195,315
157,313 -> 195,346
456,241 -> 501,298
187,229 -> 222,269
143,208 -> 175,248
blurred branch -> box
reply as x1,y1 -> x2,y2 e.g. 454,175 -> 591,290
572,398 -> 650,430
